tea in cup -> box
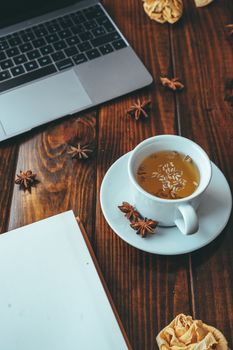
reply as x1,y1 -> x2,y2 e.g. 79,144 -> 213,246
128,135 -> 212,235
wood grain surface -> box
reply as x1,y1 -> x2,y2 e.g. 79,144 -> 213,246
0,0 -> 232,349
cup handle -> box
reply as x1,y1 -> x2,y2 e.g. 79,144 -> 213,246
175,204 -> 199,235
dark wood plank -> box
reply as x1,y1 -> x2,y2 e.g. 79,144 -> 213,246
0,142 -> 19,233
97,1 -> 192,349
0,0 -> 232,348
171,0 -> 233,344
7,112 -> 97,240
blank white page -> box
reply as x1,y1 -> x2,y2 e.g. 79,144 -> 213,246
0,211 -> 128,350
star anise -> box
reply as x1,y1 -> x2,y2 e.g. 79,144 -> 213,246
118,202 -> 141,222
130,218 -> 158,238
160,77 -> 184,91
15,170 -> 38,192
225,24 -> 233,36
67,143 -> 93,159
126,98 -> 151,120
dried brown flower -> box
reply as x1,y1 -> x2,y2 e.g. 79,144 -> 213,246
67,143 -> 93,160
225,24 -> 233,36
130,218 -> 158,238
126,98 -> 151,120
15,170 -> 38,192
118,202 -> 141,222
160,77 -> 184,91
143,0 -> 183,24
118,201 -> 159,238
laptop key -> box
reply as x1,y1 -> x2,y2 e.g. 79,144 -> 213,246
99,43 -> 114,55
0,70 -> 11,82
40,45 -> 54,55
71,12 -> 86,24
84,6 -> 104,20
58,29 -> 72,39
96,16 -> 112,27
24,60 -> 39,72
79,32 -> 93,42
27,50 -> 41,60
112,39 -> 127,50
32,38 -> 46,48
0,41 -> 9,50
38,56 -> 52,67
45,33 -> 59,44
66,36 -> 80,45
86,48 -> 101,60
92,27 -> 106,37
51,51 -> 66,62
34,27 -> 48,37
56,58 -> 74,71
103,22 -> 115,33
47,23 -> 61,33
91,32 -> 121,47
13,54 -> 27,65
8,36 -> 22,46
78,42 -> 92,52
96,18 -> 115,33
6,47 -> 20,57
60,18 -> 73,29
19,42 -> 34,52
72,53 -> 87,65
0,65 -> 57,93
21,32 -> 35,42
96,16 -> 110,25
64,46 -> 78,57
0,52 -> 7,61
0,59 -> 14,70
53,40 -> 67,50
71,24 -> 85,35
84,20 -> 98,31
11,65 -> 25,77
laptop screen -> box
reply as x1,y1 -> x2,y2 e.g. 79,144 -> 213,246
0,0 -> 82,28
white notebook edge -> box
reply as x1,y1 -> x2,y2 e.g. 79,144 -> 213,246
0,210 -> 131,350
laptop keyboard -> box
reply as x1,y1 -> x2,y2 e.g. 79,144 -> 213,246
0,4 -> 127,93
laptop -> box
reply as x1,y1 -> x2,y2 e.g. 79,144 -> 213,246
0,0 -> 152,142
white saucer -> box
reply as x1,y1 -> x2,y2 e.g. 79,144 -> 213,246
100,152 -> 232,255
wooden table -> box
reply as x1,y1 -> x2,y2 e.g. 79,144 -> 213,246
0,0 -> 232,348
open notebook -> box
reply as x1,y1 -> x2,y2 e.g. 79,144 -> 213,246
0,211 -> 130,350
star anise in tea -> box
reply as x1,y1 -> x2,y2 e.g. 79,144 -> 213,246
15,170 -> 38,192
160,77 -> 184,91
126,98 -> 151,120
118,202 -> 141,222
130,218 -> 158,238
67,143 -> 93,160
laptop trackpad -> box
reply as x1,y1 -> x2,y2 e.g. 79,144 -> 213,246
0,70 -> 92,136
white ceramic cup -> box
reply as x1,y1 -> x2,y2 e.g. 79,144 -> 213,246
128,135 -> 212,235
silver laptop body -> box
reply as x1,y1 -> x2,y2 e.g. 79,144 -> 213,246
0,0 -> 152,142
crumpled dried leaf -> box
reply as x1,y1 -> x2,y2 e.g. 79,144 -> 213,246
225,24 -> 233,37
156,314 -> 228,350
143,0 -> 183,24
194,0 -> 213,7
